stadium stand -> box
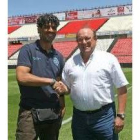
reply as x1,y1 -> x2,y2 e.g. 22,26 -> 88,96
8,59 -> 18,66
8,24 -> 38,39
57,21 -> 69,31
8,44 -> 22,58
9,51 -> 19,60
117,56 -> 132,63
111,38 -> 132,55
54,41 -> 77,58
8,51 -> 19,66
96,39 -> 114,51
8,4 -> 132,68
98,15 -> 132,33
8,25 -> 21,34
110,38 -> 132,64
57,18 -> 108,34
8,21 -> 69,39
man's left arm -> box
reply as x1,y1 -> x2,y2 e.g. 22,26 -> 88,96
114,86 -> 127,133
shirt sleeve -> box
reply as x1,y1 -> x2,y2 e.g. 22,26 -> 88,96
110,55 -> 129,88
17,45 -> 32,68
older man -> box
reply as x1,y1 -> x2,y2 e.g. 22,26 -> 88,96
55,27 -> 128,140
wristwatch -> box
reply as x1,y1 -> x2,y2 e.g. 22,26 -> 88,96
117,114 -> 125,120
50,79 -> 56,86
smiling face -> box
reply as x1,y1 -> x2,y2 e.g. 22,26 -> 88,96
38,22 -> 57,43
76,28 -> 97,57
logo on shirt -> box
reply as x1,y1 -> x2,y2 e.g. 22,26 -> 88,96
33,57 -> 41,61
53,57 -> 59,67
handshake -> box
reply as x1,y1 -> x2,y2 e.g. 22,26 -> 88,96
52,81 -> 69,96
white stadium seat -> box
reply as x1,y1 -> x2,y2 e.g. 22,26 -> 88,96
98,15 -> 132,32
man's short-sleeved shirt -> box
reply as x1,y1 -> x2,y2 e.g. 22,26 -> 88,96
17,40 -> 64,109
62,49 -> 128,111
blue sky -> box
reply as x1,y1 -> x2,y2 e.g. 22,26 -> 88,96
8,0 -> 132,17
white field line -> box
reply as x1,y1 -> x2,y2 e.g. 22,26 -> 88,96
62,86 -> 132,125
62,117 -> 72,125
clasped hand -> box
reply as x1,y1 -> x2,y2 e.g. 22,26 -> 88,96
53,81 -> 68,95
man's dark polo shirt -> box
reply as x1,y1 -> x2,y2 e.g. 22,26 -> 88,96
17,40 -> 64,109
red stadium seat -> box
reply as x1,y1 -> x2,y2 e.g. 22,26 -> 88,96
8,44 -> 22,58
110,38 -> 132,63
54,41 -> 77,58
57,18 -> 108,34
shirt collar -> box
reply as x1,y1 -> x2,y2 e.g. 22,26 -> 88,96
79,48 -> 96,61
35,40 -> 57,55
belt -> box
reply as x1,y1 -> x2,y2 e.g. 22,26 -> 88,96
74,102 -> 114,114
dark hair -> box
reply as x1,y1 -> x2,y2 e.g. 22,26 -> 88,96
37,14 -> 60,28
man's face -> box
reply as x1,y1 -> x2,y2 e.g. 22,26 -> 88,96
77,28 -> 97,55
38,22 -> 57,43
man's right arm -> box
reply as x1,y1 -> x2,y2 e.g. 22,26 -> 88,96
16,66 -> 56,86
